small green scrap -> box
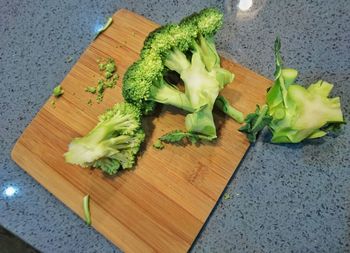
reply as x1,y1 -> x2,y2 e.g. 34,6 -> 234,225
160,130 -> 214,145
98,63 -> 105,71
104,58 -> 116,73
97,80 -> 105,93
51,100 -> 56,108
105,71 -> 113,79
52,85 -> 64,97
65,55 -> 73,63
85,86 -> 96,94
96,93 -> 104,103
87,99 -> 93,106
223,193 -> 231,200
94,17 -> 113,40
85,58 -> 118,103
83,195 -> 91,225
153,139 -> 164,150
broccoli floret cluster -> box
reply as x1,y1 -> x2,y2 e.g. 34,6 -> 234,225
123,8 -> 242,140
64,102 -> 145,175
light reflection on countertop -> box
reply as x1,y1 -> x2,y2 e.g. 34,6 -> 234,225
3,186 -> 18,198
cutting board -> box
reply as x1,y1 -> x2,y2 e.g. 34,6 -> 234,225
11,9 -> 271,253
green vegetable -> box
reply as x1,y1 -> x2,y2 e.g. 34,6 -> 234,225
122,8 -> 241,140
53,85 -> 64,97
65,55 -> 73,63
223,193 -> 231,200
215,95 -> 244,123
94,17 -> 113,40
87,58 -> 118,103
64,102 -> 145,175
85,86 -> 97,94
239,105 -> 271,143
152,139 -> 164,150
83,195 -> 91,225
239,38 -> 344,143
159,130 -> 213,144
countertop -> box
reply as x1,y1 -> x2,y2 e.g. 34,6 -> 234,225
1,0 -> 349,252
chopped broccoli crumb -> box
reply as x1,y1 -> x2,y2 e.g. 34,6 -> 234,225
105,71 -> 113,79
86,58 -> 118,103
87,99 -> 93,106
85,86 -> 96,94
98,63 -> 105,71
52,85 -> 64,97
96,93 -> 104,103
153,139 -> 164,150
51,100 -> 56,108
223,193 -> 231,200
65,55 -> 73,63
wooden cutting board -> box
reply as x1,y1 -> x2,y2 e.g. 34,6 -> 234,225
11,9 -> 271,253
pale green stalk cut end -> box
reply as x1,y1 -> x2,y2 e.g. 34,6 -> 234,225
83,194 -> 91,225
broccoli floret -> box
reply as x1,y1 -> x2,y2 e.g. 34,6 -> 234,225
64,102 -> 145,175
123,8 -> 241,139
240,38 -> 344,143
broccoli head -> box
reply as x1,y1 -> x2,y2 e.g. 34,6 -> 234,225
123,8 -> 241,140
239,38 -> 344,143
64,102 -> 145,175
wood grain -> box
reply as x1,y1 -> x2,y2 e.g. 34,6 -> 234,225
11,9 -> 271,253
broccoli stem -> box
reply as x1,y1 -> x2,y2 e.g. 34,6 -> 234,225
150,78 -> 194,112
164,48 -> 190,73
83,195 -> 91,225
215,95 -> 244,123
185,105 -> 217,138
252,104 -> 269,131
195,35 -> 220,71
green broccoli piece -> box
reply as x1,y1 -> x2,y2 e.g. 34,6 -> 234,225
240,38 -> 344,143
152,139 -> 164,150
239,105 -> 271,142
159,130 -> 213,144
123,8 -> 240,140
85,86 -> 97,94
215,95 -> 244,123
64,102 -> 145,175
53,85 -> 64,97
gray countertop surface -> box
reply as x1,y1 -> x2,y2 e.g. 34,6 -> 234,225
1,0 -> 349,252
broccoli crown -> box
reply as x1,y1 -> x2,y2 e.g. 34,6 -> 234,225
122,7 -> 224,114
64,102 -> 145,175
122,8 -> 235,139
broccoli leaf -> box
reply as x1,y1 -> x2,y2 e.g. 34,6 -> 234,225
239,105 -> 272,143
159,130 -> 213,145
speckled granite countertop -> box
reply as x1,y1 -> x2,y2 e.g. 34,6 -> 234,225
1,0 -> 349,252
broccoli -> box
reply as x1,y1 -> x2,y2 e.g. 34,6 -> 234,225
122,8 -> 241,140
239,38 -> 344,143
53,85 -> 64,97
64,102 -> 145,175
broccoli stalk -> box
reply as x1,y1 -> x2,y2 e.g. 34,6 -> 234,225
64,102 -> 145,175
123,8 -> 242,140
215,95 -> 244,123
239,38 -> 344,143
